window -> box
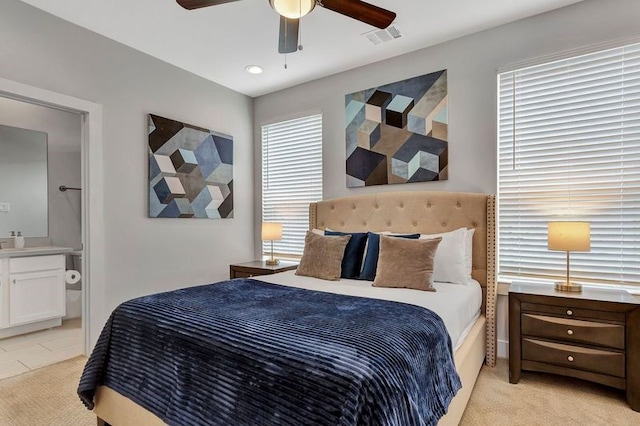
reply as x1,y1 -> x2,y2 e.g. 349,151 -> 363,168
262,114 -> 323,257
498,42 -> 640,286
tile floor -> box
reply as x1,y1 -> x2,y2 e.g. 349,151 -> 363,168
0,318 -> 83,380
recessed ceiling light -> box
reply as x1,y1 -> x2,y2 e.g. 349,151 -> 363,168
245,65 -> 264,75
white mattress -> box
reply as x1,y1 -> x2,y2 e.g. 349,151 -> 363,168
256,271 -> 483,351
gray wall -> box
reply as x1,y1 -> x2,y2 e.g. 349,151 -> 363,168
48,148 -> 82,250
0,0 -> 254,324
255,0 -> 640,199
0,97 -> 82,249
253,0 -> 640,356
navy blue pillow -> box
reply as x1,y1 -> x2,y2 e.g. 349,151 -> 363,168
325,231 -> 369,279
358,232 -> 421,281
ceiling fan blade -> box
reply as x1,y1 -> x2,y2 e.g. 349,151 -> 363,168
319,0 -> 396,29
176,0 -> 241,10
278,16 -> 299,54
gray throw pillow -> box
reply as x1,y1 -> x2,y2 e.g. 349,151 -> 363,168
296,231 -> 352,281
373,235 -> 442,291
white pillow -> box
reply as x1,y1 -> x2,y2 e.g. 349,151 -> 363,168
419,228 -> 468,284
466,228 -> 475,275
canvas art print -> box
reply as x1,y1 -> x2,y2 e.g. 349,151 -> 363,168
148,114 -> 233,218
345,70 -> 448,187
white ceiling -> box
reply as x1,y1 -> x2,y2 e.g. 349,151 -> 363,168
19,0 -> 583,97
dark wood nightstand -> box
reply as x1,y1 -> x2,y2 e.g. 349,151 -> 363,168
229,260 -> 298,279
509,282 -> 640,411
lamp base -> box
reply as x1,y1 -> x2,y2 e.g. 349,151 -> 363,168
555,282 -> 582,292
265,259 -> 280,266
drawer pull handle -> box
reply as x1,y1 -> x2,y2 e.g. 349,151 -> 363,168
568,355 -> 574,362
567,329 -> 574,335
566,310 -> 573,316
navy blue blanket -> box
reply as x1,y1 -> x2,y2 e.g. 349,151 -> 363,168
78,279 -> 461,425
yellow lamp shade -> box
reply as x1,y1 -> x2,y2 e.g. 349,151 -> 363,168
269,0 -> 315,19
261,222 -> 283,241
548,222 -> 590,252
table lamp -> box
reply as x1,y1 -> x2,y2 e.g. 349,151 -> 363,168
548,221 -> 590,292
262,222 -> 283,266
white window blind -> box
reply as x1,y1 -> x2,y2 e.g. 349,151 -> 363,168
262,114 -> 323,257
498,42 -> 640,285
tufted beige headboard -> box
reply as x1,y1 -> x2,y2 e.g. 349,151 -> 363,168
309,191 -> 497,366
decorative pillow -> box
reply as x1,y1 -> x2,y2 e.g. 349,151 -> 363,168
295,231 -> 351,281
358,232 -> 420,281
465,228 -> 475,274
325,231 -> 368,279
419,228 -> 468,284
373,235 -> 442,291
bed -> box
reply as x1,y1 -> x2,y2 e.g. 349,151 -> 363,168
81,190 -> 497,426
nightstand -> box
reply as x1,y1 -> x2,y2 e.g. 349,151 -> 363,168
229,260 -> 298,279
509,282 -> 640,411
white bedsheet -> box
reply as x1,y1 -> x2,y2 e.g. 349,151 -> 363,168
255,271 -> 483,351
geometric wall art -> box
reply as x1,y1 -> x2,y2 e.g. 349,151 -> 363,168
345,70 -> 448,187
148,114 -> 233,218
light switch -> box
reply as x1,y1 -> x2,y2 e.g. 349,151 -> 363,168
0,202 -> 10,212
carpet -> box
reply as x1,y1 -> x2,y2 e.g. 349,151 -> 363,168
460,359 -> 640,425
0,356 -> 93,426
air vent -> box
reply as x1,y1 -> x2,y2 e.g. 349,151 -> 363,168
363,24 -> 403,45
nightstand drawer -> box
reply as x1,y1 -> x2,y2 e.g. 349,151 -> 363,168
523,338 -> 625,378
521,302 -> 624,323
522,314 -> 625,349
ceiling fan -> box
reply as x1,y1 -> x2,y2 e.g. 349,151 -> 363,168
176,0 -> 396,54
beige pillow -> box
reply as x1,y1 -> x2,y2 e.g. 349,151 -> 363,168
295,231 -> 351,281
373,235 -> 442,291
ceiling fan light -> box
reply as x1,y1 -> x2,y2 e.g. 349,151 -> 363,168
269,0 -> 315,19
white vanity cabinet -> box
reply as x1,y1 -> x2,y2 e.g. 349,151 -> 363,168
8,255 -> 65,326
0,248 -> 71,338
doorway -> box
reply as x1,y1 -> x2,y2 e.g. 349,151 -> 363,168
0,76 -> 105,367
0,97 -> 83,378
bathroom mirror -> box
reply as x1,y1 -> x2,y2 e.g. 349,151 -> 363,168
0,124 -> 48,238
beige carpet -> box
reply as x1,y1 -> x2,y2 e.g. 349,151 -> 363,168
1,356 -> 639,425
0,356 -> 93,426
461,359 -> 640,425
